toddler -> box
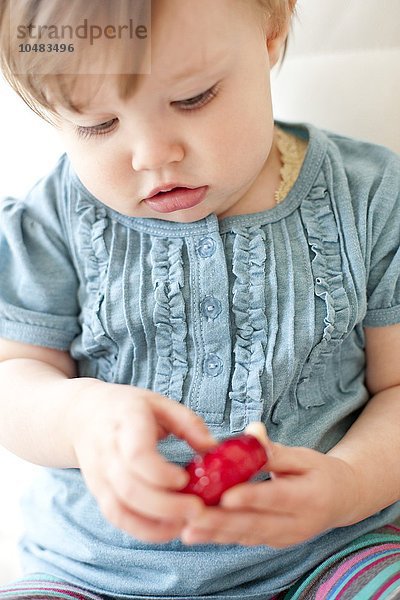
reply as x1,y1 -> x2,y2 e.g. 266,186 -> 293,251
0,1 -> 400,598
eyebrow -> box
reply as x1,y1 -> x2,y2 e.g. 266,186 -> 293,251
69,54 -> 227,113
66,75 -> 141,114
167,65 -> 210,83
164,49 -> 229,83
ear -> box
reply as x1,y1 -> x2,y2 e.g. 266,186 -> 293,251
267,27 -> 290,68
266,0 -> 297,68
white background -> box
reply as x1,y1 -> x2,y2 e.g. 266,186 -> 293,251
0,0 -> 399,584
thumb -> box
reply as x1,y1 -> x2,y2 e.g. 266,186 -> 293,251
244,421 -> 269,444
244,422 -> 308,475
265,441 -> 310,476
244,421 -> 274,465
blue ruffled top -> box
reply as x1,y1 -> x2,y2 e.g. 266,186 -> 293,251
0,121 -> 400,598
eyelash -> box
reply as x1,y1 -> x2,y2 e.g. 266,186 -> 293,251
173,84 -> 219,111
73,85 -> 220,141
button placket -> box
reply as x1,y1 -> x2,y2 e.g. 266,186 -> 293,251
188,233 -> 231,423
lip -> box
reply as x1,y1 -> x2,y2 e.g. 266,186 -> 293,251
145,182 -> 196,199
143,185 -> 209,213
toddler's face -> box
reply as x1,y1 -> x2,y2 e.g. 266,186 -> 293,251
55,0 -> 281,223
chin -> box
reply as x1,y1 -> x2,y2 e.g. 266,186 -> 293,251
152,204 -> 214,224
160,212 -> 210,224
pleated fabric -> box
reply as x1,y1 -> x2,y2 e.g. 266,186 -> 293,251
1,121 -> 400,598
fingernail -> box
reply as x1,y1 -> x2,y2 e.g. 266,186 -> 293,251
221,494 -> 239,508
181,527 -> 194,544
177,472 -> 189,488
187,503 -> 203,519
181,527 -> 204,545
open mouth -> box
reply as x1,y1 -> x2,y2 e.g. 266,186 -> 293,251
143,186 -> 208,213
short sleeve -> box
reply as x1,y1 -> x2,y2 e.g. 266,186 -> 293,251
0,169 -> 81,350
363,152 -> 400,327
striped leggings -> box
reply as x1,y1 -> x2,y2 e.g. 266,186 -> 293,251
275,524 -> 400,599
0,525 -> 399,600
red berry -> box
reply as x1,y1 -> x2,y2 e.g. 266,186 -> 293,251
180,434 -> 268,506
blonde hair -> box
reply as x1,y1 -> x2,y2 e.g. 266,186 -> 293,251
256,0 -> 297,38
0,0 -> 296,125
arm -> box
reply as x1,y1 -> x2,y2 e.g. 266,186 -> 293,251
0,337 -> 215,542
0,338 -> 80,467
182,323 -> 400,547
327,323 -> 400,524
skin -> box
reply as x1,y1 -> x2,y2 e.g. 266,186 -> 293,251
54,0 -> 284,223
1,0 -> 399,549
182,326 -> 400,546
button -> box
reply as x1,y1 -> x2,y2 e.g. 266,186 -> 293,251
197,237 -> 216,258
203,353 -> 223,377
200,296 -> 222,320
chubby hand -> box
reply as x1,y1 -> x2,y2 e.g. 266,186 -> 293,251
181,423 -> 359,547
68,379 -> 216,543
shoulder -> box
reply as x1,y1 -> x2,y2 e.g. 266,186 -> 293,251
325,130 -> 400,254
0,153 -> 75,249
291,123 -> 400,287
317,129 -> 400,310
279,121 -> 399,210
2,152 -> 70,206
302,126 -> 400,241
322,129 -> 399,205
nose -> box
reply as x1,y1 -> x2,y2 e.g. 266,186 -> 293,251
130,124 -> 185,172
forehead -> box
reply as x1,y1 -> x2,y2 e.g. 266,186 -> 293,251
152,0 -> 255,67
60,46 -> 230,115
51,0 -> 259,115
140,0 -> 259,92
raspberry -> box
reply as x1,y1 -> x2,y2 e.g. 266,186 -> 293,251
180,433 -> 268,506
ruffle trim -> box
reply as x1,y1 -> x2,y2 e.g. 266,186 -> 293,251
298,174 -> 351,403
229,226 -> 268,431
151,237 -> 188,400
76,197 -> 118,380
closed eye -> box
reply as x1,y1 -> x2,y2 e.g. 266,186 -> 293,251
74,118 -> 119,140
172,84 -> 220,111
73,83 -> 220,141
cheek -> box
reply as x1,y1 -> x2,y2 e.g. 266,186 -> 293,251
64,137 -> 127,192
206,103 -> 273,177
67,151 -> 116,203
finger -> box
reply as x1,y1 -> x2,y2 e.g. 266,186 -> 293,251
116,395 -> 216,487
151,394 -> 217,452
244,421 -> 270,447
97,488 -> 185,543
116,410 -> 189,489
181,509 -> 298,546
220,478 -> 300,513
264,442 -> 316,476
244,421 -> 274,455
106,459 -> 205,522
181,507 -> 240,545
124,444 -> 190,490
